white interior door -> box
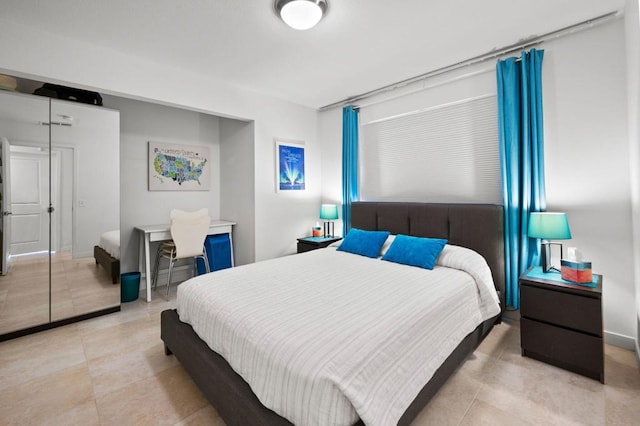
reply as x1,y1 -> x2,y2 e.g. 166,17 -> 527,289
10,149 -> 49,256
1,137 -> 12,275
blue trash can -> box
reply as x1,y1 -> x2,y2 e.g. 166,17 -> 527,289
196,234 -> 232,275
121,272 -> 141,303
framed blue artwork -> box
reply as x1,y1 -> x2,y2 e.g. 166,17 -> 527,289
276,140 -> 305,192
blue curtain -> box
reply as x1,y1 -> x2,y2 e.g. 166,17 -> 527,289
342,105 -> 359,235
497,49 -> 546,309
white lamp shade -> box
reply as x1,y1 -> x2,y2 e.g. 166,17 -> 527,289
279,0 -> 324,30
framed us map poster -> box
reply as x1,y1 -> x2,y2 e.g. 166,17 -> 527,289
148,142 -> 210,191
276,140 -> 305,192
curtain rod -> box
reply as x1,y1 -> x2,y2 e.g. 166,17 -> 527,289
319,10 -> 621,111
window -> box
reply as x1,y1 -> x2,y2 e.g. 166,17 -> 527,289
359,91 -> 501,204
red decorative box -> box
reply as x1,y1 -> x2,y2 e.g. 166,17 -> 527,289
560,260 -> 593,283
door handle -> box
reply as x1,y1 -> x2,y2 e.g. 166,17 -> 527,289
2,211 -> 11,216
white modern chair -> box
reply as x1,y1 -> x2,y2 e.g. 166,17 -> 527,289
152,208 -> 211,298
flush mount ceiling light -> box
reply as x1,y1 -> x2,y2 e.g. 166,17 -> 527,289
275,0 -> 328,30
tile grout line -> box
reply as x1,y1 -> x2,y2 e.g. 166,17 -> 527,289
456,321 -> 512,425
79,321 -> 104,425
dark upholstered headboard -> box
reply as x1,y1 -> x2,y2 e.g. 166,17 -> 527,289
350,202 -> 505,308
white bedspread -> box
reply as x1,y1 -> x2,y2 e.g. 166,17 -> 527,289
99,230 -> 120,260
177,245 -> 500,426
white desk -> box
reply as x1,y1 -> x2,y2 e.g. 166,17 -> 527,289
135,220 -> 235,302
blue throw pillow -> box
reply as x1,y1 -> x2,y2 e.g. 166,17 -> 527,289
337,228 -> 390,258
381,234 -> 448,270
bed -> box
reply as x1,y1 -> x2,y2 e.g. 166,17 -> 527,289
94,230 -> 120,284
161,202 -> 505,425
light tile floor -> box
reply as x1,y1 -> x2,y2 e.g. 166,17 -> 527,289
0,251 -> 120,335
1,294 -> 639,425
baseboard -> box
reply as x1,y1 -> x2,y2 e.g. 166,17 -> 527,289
604,330 -> 637,351
636,315 -> 640,368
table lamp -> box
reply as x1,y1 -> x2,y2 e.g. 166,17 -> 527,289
528,212 -> 572,272
319,204 -> 338,237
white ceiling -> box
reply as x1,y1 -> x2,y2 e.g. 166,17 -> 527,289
0,0 -> 625,109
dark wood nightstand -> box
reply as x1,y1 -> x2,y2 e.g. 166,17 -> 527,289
296,236 -> 342,253
519,266 -> 604,383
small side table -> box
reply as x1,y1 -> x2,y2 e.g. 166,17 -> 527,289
297,236 -> 342,253
519,266 -> 603,383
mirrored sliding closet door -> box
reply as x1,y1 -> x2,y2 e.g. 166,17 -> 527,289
0,89 -> 120,339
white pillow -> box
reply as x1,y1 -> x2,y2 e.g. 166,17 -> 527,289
328,239 -> 343,248
436,244 -> 500,308
379,234 -> 396,257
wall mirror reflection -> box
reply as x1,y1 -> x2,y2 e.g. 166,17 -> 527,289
0,86 -> 120,338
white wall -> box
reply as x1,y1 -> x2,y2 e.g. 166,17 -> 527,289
102,95 -> 221,279
319,107 -> 344,235
320,18 -> 637,348
625,0 -> 640,360
543,18 -> 635,348
251,97 -> 321,260
220,118 -> 255,266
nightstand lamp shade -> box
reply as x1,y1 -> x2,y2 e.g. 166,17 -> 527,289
319,204 -> 338,237
528,212 -> 572,272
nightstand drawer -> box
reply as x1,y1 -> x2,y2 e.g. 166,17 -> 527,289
520,284 -> 601,335
297,243 -> 316,253
521,318 -> 603,381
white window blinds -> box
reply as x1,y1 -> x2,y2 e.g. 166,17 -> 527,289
359,94 -> 502,203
